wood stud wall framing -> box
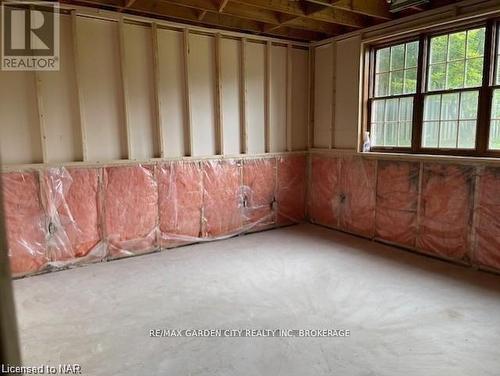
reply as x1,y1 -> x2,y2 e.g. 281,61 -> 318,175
330,41 -> 337,149
182,28 -> 193,157
265,40 -> 271,153
214,33 -> 224,155
118,16 -> 132,160
0,6 -> 310,168
71,10 -> 88,162
308,45 -> 315,149
240,37 -> 248,154
34,71 -> 48,163
286,44 -> 293,152
151,22 -> 165,158
7,2 -> 486,167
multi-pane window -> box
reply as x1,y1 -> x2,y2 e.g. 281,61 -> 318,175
371,41 -> 418,147
375,41 -> 418,96
490,28 -> 500,150
422,27 -> 484,150
372,98 -> 413,147
422,91 -> 478,149
490,91 -> 500,149
427,28 -> 485,91
368,22 -> 500,157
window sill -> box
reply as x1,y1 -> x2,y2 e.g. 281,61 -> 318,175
309,148 -> 500,166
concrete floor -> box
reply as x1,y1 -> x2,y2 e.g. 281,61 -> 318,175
13,224 -> 500,376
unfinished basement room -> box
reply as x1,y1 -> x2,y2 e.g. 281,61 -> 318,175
1,0 -> 500,375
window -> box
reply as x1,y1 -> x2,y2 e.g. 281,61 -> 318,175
490,27 -> 500,150
371,41 -> 418,147
491,90 -> 500,149
368,21 -> 500,157
427,28 -> 485,91
422,91 -> 478,149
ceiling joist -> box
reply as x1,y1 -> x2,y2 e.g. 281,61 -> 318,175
60,0 -> 452,41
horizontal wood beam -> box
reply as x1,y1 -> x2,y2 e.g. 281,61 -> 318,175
160,0 -> 281,24
66,0 -> 323,40
129,1 -> 322,40
305,0 -> 343,7
330,0 -> 392,20
284,17 -> 342,35
156,0 -> 343,35
232,0 -> 384,24
156,0 -> 343,34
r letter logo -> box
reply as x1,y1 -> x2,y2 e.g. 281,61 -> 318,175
1,1 -> 60,71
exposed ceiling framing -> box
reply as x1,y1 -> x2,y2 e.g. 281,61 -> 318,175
60,0 -> 458,41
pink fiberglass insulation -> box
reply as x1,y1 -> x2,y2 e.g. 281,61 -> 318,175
202,159 -> 243,238
416,163 -> 473,260
2,172 -> 47,275
277,155 -> 306,225
158,161 -> 203,247
44,168 -> 101,262
474,167 -> 500,270
338,156 -> 376,237
104,165 -> 158,257
202,160 -> 243,238
375,161 -> 420,247
309,155 -> 340,227
242,158 -> 276,231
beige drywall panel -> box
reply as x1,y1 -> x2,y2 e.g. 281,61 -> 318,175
270,45 -> 287,152
220,38 -> 242,155
38,14 -> 82,163
123,23 -> 158,160
313,43 -> 333,148
291,48 -> 308,151
189,34 -> 216,157
245,41 -> 266,154
0,71 -> 41,164
157,28 -> 186,158
334,36 -> 361,149
78,17 -> 126,161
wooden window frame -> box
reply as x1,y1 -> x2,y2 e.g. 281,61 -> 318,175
366,19 -> 500,157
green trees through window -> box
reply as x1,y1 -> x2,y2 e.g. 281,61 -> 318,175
372,41 -> 418,147
428,28 -> 485,91
375,41 -> 418,96
369,23 -> 500,155
490,29 -> 500,150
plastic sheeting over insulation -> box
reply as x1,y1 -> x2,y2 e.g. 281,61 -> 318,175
277,155 -> 307,225
202,160 -> 243,238
243,158 -> 277,231
417,164 -> 473,260
44,167 -> 103,264
2,172 -> 47,274
309,155 -> 376,237
474,166 -> 500,270
309,153 -> 500,273
376,161 -> 419,247
158,161 -> 204,248
103,165 -> 158,258
2,154 -> 306,276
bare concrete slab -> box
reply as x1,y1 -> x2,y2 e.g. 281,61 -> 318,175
13,224 -> 500,376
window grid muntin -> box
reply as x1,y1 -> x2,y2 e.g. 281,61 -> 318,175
427,28 -> 485,92
368,20 -> 500,157
374,41 -> 419,97
371,97 -> 413,147
422,91 -> 479,149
